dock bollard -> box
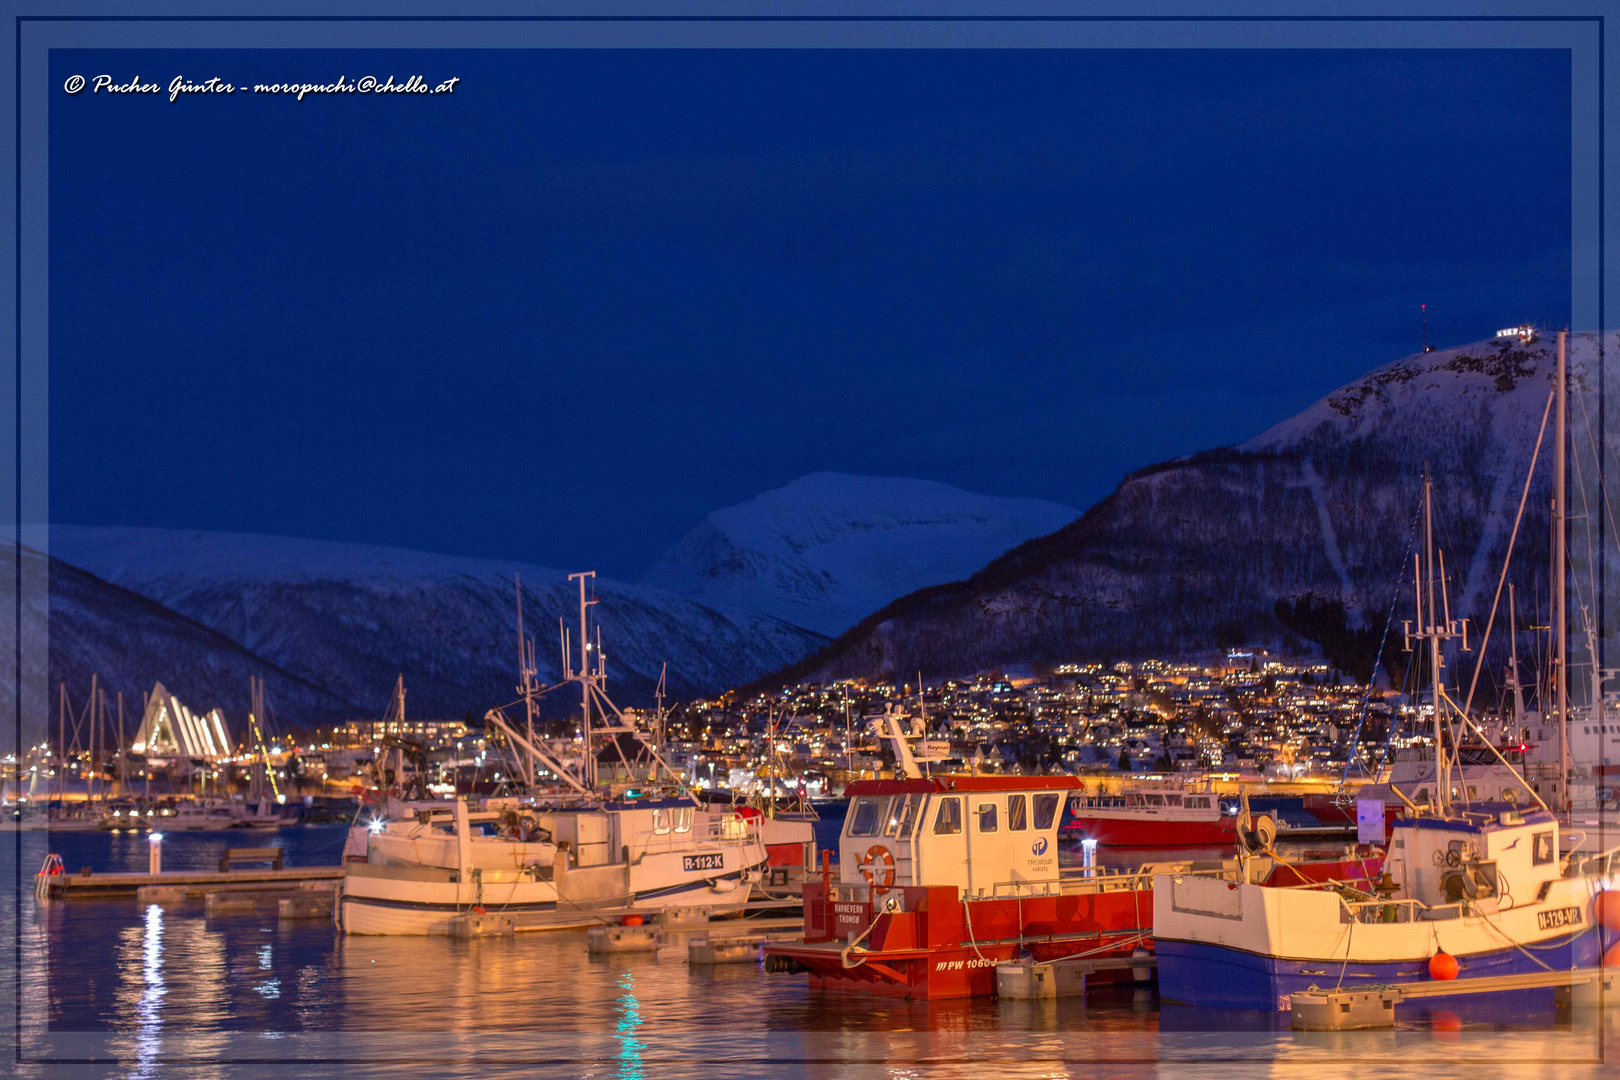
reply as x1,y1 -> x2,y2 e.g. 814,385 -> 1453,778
148,832 -> 163,875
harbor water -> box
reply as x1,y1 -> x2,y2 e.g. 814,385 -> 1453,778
7,824 -> 1619,1079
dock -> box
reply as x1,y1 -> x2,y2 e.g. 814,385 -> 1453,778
1291,967 -> 1619,1029
501,898 -> 801,934
42,866 -> 343,901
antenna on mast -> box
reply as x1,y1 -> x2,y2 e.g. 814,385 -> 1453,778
1422,303 -> 1435,353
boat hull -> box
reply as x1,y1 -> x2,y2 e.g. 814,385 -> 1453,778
338,865 -> 560,936
769,855 -> 1381,999
768,883 -> 1153,999
1157,932 -> 1609,1011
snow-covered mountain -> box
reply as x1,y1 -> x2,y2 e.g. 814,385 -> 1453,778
46,527 -> 828,721
641,473 -> 1078,636
17,542 -> 363,741
771,331 -> 1607,688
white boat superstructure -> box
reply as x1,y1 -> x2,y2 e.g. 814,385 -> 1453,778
337,798 -> 562,936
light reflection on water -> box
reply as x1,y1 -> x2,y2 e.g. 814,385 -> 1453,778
7,830 -> 1619,1079
615,970 -> 644,1080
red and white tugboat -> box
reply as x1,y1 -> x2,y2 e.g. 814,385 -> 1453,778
765,718 -> 1379,998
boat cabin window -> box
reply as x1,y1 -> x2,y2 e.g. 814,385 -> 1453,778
1032,793 -> 1061,829
976,802 -> 999,833
652,809 -> 671,835
889,793 -> 927,838
1145,795 -> 1165,807
674,806 -> 693,834
1165,795 -> 1183,807
1533,831 -> 1554,865
933,797 -> 962,835
1008,794 -> 1028,831
1414,788 -> 1430,805
848,796 -> 885,837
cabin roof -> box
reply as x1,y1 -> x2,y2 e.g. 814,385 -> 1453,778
844,775 -> 1082,798
1391,806 -> 1557,834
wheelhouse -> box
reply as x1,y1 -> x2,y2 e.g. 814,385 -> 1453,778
840,776 -> 1080,897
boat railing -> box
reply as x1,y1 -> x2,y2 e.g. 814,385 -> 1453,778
1339,896 -> 1426,924
1566,844 -> 1620,879
986,878 -> 1063,899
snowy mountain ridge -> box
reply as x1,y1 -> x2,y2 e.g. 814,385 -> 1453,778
769,331 -> 1608,688
641,472 -> 1078,636
47,526 -> 828,720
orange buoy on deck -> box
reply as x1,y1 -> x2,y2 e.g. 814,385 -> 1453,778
1602,941 -> 1620,968
622,914 -> 644,926
1428,951 -> 1460,981
1593,890 -> 1620,932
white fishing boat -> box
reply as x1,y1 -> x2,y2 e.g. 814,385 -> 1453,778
1157,373 -> 1620,1008
336,572 -> 768,934
338,798 -> 561,935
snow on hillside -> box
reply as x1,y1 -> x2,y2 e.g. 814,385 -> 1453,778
641,473 -> 1079,636
48,527 -> 827,719
782,331 -> 1610,687
18,543 -> 363,738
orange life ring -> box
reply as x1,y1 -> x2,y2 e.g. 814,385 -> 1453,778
858,844 -> 895,890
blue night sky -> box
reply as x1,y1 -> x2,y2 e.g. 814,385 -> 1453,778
50,48 -> 1571,580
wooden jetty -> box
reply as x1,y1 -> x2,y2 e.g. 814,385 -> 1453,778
1291,967 -> 1619,1030
42,865 -> 343,901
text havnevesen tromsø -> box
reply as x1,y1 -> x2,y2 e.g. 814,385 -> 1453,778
63,75 -> 461,102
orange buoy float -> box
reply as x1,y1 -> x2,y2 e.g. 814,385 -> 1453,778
622,914 -> 644,926
1602,941 -> 1620,968
1593,890 -> 1620,932
1428,951 -> 1460,981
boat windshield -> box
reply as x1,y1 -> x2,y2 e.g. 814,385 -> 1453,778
1033,793 -> 1061,829
1007,795 -> 1028,831
888,793 -> 927,837
848,796 -> 886,836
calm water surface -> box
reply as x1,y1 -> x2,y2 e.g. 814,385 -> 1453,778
6,823 -> 1617,1079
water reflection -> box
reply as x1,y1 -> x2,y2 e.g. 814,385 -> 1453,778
7,823 -> 1618,1080
133,903 -> 164,1080
615,970 -> 645,1080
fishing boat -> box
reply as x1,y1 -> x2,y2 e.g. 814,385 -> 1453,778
765,716 -> 1378,998
337,797 -> 562,935
1155,803 -> 1619,1009
1061,778 -> 1237,846
1155,415 -> 1620,1009
336,573 -> 768,933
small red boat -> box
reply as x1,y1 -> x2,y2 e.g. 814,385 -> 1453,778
1061,780 -> 1238,847
765,775 -> 1380,999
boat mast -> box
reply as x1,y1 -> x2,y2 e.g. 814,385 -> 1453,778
116,690 -> 126,796
515,574 -> 539,788
569,571 -> 598,791
1426,478 -> 1450,811
1507,584 -> 1527,735
1555,329 -> 1568,811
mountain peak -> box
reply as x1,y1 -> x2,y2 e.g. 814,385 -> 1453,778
642,473 -> 1078,636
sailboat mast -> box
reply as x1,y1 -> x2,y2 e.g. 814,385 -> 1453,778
1555,329 -> 1568,810
515,575 -> 538,787
1508,584 -> 1526,731
1424,476 -> 1449,811
570,571 -> 596,791
89,673 -> 99,804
